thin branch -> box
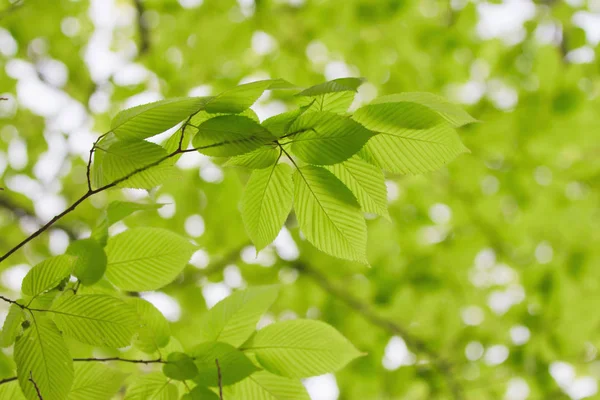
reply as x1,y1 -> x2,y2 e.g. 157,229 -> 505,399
133,0 -> 150,54
73,357 -> 165,364
0,295 -> 25,309
0,376 -> 17,385
87,132 -> 108,192
215,358 -> 223,400
29,372 -> 43,400
295,261 -> 465,400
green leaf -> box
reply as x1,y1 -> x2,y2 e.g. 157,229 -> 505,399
182,386 -> 219,400
0,380 -> 26,400
205,80 -> 296,114
191,108 -> 259,126
0,304 -> 24,347
105,227 -> 196,291
242,164 -> 293,251
371,92 -> 477,127
112,97 -> 207,140
325,156 -> 389,219
191,342 -> 259,387
130,297 -> 171,354
231,371 -> 310,400
242,319 -> 363,378
67,239 -> 107,285
124,372 -> 178,400
192,115 -> 275,157
261,106 -> 309,138
293,166 -> 367,263
14,316 -> 73,400
225,146 -> 279,169
301,91 -> 356,114
296,77 -> 365,97
21,255 -> 76,297
91,201 -> 165,246
92,133 -> 119,188
288,111 -> 374,165
51,294 -> 138,347
67,363 -> 126,400
197,286 -> 280,347
162,352 -> 198,381
101,139 -> 176,189
353,102 -> 469,174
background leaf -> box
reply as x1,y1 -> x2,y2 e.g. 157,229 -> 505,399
0,304 -> 23,348
105,227 -> 196,291
124,372 -> 178,400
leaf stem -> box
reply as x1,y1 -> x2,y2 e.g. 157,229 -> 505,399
215,358 -> 223,400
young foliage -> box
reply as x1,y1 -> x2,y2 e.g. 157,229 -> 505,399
293,166 -> 368,264
67,363 -> 126,400
196,285 -> 280,347
242,319 -> 363,378
14,316 -> 74,400
242,164 -> 293,251
104,227 -> 196,291
21,255 -> 76,297
66,239 -> 107,285
191,341 -> 259,387
230,371 -> 310,400
130,297 -> 171,353
111,97 -> 206,140
51,294 -> 138,347
0,304 -> 24,347
124,372 -> 178,400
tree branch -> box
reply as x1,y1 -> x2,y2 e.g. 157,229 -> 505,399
29,372 -> 43,399
0,376 -> 17,386
72,357 -> 165,364
133,0 -> 150,54
295,261 -> 464,400
215,358 -> 223,400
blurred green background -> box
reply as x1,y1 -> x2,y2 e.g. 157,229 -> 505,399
1,0 -> 599,398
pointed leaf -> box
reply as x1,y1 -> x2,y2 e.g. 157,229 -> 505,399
296,77 -> 365,96
0,304 -> 24,347
231,371 -> 310,400
242,319 -> 363,378
92,201 -> 165,246
353,102 -> 469,174
67,239 -> 107,285
261,106 -> 309,138
52,294 -> 138,347
112,97 -> 206,140
197,285 -> 280,347
191,342 -> 259,387
14,316 -> 73,400
325,156 -> 389,219
0,380 -> 26,400
225,146 -> 279,169
101,139 -> 176,189
124,372 -> 178,400
206,80 -> 296,114
372,92 -> 477,127
105,228 -> 196,291
21,255 -> 76,297
193,115 -> 275,157
130,297 -> 171,354
289,112 -> 373,165
242,164 -> 293,251
293,166 -> 367,263
67,363 -> 126,400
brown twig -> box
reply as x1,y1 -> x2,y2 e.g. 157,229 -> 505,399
73,357 -> 165,364
29,372 -> 43,399
0,376 -> 17,386
215,358 -> 223,400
